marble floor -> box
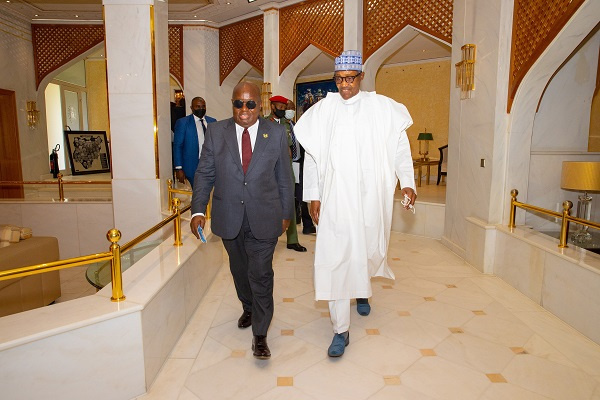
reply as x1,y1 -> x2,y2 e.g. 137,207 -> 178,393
135,231 -> 600,400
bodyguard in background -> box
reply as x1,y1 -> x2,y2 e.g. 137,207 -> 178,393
173,96 -> 216,187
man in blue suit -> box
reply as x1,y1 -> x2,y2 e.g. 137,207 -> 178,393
191,82 -> 294,360
173,96 -> 217,187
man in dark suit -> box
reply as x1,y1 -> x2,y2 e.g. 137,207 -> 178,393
190,82 -> 294,360
173,96 -> 217,187
286,100 -> 316,235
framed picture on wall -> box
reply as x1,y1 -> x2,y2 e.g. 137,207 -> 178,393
295,79 -> 338,119
64,131 -> 111,175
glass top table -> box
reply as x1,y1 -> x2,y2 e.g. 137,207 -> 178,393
85,239 -> 162,290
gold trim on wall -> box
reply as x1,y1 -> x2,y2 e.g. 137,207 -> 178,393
150,6 -> 159,179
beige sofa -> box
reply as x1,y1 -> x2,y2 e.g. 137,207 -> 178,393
0,236 -> 61,317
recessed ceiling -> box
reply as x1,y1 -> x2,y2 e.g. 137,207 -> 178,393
4,0 -> 293,23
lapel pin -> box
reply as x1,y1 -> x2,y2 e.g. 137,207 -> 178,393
263,133 -> 268,138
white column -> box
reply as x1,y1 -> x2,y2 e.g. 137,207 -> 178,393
444,0 -> 514,256
103,0 -> 171,242
262,6 -> 281,97
182,26 -> 233,120
344,0 -> 363,52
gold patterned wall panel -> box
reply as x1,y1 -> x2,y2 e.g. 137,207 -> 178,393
32,24 -> 105,89
508,0 -> 585,111
168,25 -> 184,87
219,16 -> 264,84
32,24 -> 185,90
279,0 -> 343,74
364,0 -> 452,60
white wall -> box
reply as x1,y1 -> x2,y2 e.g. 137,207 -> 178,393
531,31 -> 599,152
0,7 -> 49,181
0,201 -> 114,259
525,31 -> 600,231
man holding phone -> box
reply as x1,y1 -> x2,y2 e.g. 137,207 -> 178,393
190,82 -> 294,360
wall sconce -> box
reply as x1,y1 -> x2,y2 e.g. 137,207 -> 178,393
455,44 -> 476,100
417,130 -> 433,160
26,101 -> 40,129
561,161 -> 600,243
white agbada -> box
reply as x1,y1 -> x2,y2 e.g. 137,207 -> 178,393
294,91 -> 415,300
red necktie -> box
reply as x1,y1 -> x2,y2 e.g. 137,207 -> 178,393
242,128 -> 252,174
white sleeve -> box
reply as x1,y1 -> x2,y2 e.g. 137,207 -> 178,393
302,152 -> 320,201
395,130 -> 416,191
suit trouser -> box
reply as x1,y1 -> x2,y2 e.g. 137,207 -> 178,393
221,210 -> 277,336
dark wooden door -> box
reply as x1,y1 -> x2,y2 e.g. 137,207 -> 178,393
0,89 -> 24,198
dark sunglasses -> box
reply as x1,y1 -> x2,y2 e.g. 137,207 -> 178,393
232,99 -> 258,109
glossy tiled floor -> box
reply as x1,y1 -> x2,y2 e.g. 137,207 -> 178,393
135,231 -> 600,400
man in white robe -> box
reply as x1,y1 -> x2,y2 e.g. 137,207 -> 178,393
293,50 -> 417,357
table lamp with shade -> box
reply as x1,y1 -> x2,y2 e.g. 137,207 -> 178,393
417,130 -> 433,160
560,161 -> 600,243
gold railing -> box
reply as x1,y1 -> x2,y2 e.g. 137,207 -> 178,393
0,173 -> 111,201
166,178 -> 211,218
0,182 -> 196,302
509,189 -> 600,248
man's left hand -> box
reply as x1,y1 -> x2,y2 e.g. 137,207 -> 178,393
282,219 -> 290,233
400,187 -> 417,209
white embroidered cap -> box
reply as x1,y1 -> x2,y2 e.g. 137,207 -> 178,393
334,50 -> 362,71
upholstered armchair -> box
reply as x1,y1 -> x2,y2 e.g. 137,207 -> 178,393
437,145 -> 448,185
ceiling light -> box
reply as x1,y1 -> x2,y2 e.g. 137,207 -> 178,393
75,15 -> 79,18
248,0 -> 257,3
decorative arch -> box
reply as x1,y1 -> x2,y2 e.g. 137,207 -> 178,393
32,24 -> 185,91
279,0 -> 343,75
278,45 -> 325,101
219,16 -> 264,85
32,24 -> 104,90
363,0 -> 452,61
508,0 -> 586,112
504,0 -> 598,221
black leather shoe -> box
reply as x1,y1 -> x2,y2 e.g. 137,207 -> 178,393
287,243 -> 307,252
302,226 -> 316,234
237,310 -> 252,329
252,335 -> 271,359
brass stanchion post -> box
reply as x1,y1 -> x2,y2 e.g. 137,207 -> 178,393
509,189 -> 518,229
558,201 -> 572,248
107,228 -> 126,301
167,178 -> 174,212
173,198 -> 183,246
58,173 -> 64,201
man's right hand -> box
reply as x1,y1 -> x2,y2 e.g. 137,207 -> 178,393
175,169 -> 186,184
190,215 -> 206,239
309,200 -> 321,225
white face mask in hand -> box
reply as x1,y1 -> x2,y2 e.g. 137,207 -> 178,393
285,109 -> 295,120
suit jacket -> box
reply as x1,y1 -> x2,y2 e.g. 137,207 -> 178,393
173,114 -> 217,179
192,118 -> 294,240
